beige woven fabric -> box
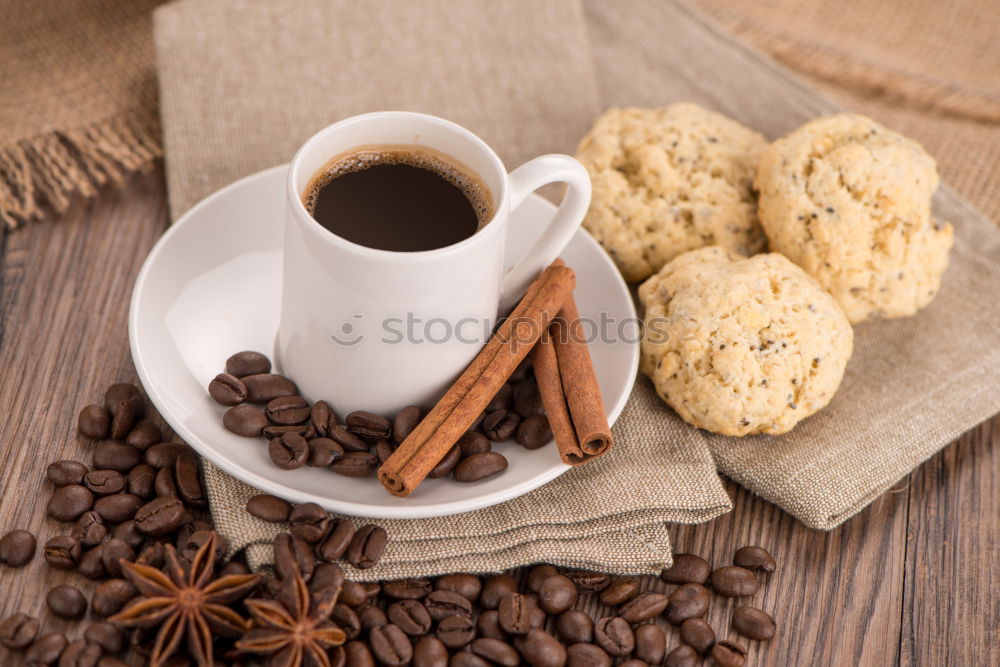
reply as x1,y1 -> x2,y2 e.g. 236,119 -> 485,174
0,0 -> 163,228
154,0 -> 732,579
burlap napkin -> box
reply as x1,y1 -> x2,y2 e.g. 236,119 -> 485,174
153,0 -> 732,579
0,0 -> 163,228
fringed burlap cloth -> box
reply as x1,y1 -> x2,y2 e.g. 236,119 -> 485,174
151,0 -> 1000,583
0,0 -> 164,228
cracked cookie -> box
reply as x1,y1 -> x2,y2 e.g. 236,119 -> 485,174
755,113 -> 953,323
639,246 -> 853,436
576,104 -> 768,282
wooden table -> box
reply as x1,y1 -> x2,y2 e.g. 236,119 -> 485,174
1,167 -> 996,665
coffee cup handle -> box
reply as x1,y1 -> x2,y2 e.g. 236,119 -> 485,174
501,154 -> 591,311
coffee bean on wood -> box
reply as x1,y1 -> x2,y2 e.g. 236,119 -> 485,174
84,469 -> 125,496
125,421 -> 162,450
44,536 -> 81,570
556,610 -> 593,644
48,485 -> 94,521
92,441 -> 141,471
0,613 -> 39,650
734,545 -> 777,574
732,606 -> 776,640
78,404 -> 111,439
47,460 -> 88,487
680,617 -> 716,655
599,577 -> 639,606
664,644 -> 698,667
134,497 -> 185,536
711,566 -> 759,597
0,530 -> 35,567
665,583 -> 711,625
47,585 -> 87,619
633,623 -> 666,665
26,633 -> 67,665
711,640 -> 748,667
73,511 -> 107,548
659,553 -> 711,585
619,591 -> 668,623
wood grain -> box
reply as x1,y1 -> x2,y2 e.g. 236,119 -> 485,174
0,170 -> 996,665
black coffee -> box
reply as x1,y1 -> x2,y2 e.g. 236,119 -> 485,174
304,148 -> 491,252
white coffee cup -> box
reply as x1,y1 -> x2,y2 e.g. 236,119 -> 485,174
277,111 -> 591,415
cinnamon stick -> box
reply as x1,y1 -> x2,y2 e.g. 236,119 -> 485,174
530,333 -> 584,464
378,262 -> 575,497
552,294 -> 613,458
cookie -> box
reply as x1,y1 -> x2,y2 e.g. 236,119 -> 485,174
575,104 -> 768,282
639,247 -> 853,436
755,113 -> 953,323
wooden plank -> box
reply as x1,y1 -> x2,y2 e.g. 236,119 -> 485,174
900,416 -> 1000,667
0,170 -> 168,650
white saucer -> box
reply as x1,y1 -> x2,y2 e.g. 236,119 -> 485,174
130,165 -> 638,519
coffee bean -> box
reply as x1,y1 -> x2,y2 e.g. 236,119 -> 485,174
243,373 -> 297,403
565,642 -> 611,667
48,485 -> 94,522
481,574 -> 518,610
338,580 -> 367,607
105,383 -> 142,413
665,583 -> 710,625
108,394 -> 143,441
263,423 -> 316,439
633,624 -> 666,665
564,571 -> 611,593
46,460 -> 89,487
413,636 -> 449,667
223,404 -> 269,437
679,617 -> 715,655
537,575 -> 578,614
59,638 -> 101,667
556,610 -> 592,644
471,637 -> 519,667
343,640 -> 376,667
316,518 -> 355,562
265,395 -> 310,425
91,578 -> 137,617
486,384 -> 514,412
599,577 -> 639,606
331,451 -> 378,477
664,645 -> 697,667
454,451 -> 508,482
144,442 -> 189,469
732,606 -> 776,641
476,610 -> 507,640
154,466 -> 177,497
274,532 -> 314,581
383,577 -> 431,600
482,409 -> 521,441
125,421 -> 162,451
83,622 -> 124,655
77,545 -> 106,580
498,593 -> 534,635
0,613 -> 39,650
47,585 -> 87,619
437,614 -> 476,649
0,529 -> 35,567
346,524 -> 386,569
514,628 -> 566,667
515,414 -> 552,449
427,444 -> 461,479
94,493 -> 142,523
369,623 -> 412,666
457,432 -> 491,458
659,553 -> 711,585
593,617 -> 633,657
512,381 -> 545,419
84,470 -> 125,496
245,494 -> 292,522
226,350 -> 271,377
309,437 -> 344,467
392,405 -> 421,443
734,545 -> 776,574
73,511 -> 107,548
100,538 -> 135,578
451,652 -> 491,667
308,562 -> 344,617
221,560 -> 251,577
134,497 -> 184,536
268,432 -> 309,470
174,451 -> 205,507
526,595 -> 548,630
43,536 -> 81,570
525,564 -> 558,593
92,441 -> 141,472
112,520 -> 145,550
331,603 -> 362,640
209,373 -> 247,406
425,590 -> 473,620
619,591 -> 668,623
357,603 -> 388,631
387,599 -> 432,636
437,573 -> 481,602
329,425 -> 370,452
710,640 -> 747,667
710,566 -> 758,598
345,411 -> 392,440
26,633 -> 68,665
78,404 -> 111,439
287,502 -> 329,543
125,464 -> 156,499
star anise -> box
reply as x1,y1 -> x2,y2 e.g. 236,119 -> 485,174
236,568 -> 346,667
109,532 -> 261,666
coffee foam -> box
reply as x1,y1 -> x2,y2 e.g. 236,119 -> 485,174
303,145 -> 494,229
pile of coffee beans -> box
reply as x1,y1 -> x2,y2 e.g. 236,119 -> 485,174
211,351 -> 552,484
245,494 -> 388,570
0,382 -> 217,666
